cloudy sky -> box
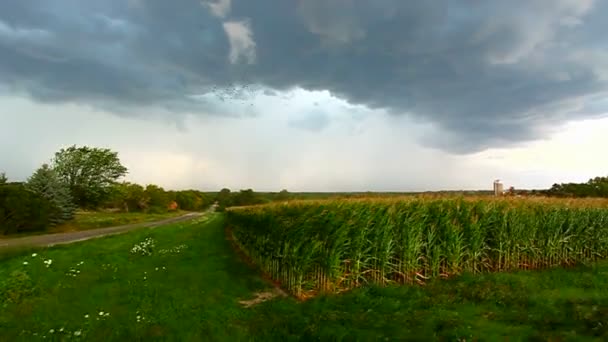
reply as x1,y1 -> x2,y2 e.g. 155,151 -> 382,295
1,0 -> 607,192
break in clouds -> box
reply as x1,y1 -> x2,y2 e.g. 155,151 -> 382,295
1,0 -> 608,152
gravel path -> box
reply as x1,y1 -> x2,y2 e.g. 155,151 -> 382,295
0,212 -> 205,249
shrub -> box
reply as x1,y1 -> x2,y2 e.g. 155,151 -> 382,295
0,183 -> 53,235
0,270 -> 37,304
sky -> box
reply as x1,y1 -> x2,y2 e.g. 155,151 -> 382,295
1,0 -> 607,192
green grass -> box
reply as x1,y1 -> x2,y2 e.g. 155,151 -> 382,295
54,210 -> 186,231
0,211 -> 186,239
1,213 -> 608,341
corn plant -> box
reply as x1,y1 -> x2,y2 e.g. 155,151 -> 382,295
226,196 -> 608,298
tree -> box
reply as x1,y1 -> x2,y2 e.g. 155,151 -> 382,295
232,189 -> 265,206
104,182 -> 147,212
217,188 -> 232,207
52,145 -> 128,208
0,184 -> 53,235
144,184 -> 170,213
175,190 -> 208,211
26,164 -> 76,225
0,172 -> 7,185
276,189 -> 291,201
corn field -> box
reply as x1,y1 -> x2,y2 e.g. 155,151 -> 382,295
226,197 -> 608,299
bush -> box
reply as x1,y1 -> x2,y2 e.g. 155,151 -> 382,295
0,270 -> 37,304
0,183 -> 53,235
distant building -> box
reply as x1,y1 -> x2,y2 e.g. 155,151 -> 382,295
493,180 -> 504,196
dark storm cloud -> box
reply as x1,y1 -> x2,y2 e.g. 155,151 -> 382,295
1,0 -> 608,152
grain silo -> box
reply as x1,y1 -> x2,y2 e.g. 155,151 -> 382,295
493,180 -> 504,196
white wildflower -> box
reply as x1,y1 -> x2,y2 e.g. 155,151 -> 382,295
59,327 -> 64,332
130,237 -> 155,256
84,314 -> 89,319
49,329 -> 55,334
31,253 -> 37,257
74,330 -> 81,336
99,311 -> 104,316
23,261 -> 28,265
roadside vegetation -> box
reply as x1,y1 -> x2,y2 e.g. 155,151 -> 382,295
2,211 -> 608,340
49,210 -> 186,233
0,211 -> 185,239
0,146 -> 212,236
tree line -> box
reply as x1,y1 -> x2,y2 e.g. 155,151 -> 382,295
213,188 -> 292,211
545,176 -> 608,198
0,146 -> 213,235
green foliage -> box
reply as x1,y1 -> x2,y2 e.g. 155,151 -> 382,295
144,184 -> 170,213
275,189 -> 291,201
0,270 -> 36,304
26,164 -> 76,226
216,188 -> 232,206
0,184 -> 53,235
0,172 -> 6,185
58,211 -> 183,231
215,188 -> 268,207
173,190 -> 212,211
227,197 -> 608,297
52,145 -> 128,208
104,183 -> 211,213
547,176 -> 608,198
3,212 -> 608,340
105,182 -> 147,212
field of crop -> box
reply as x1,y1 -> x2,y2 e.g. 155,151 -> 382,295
226,196 -> 608,298
3,204 -> 608,339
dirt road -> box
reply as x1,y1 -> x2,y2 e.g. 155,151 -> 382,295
0,212 -> 204,250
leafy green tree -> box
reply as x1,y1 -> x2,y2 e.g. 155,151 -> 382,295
26,164 -> 76,225
547,176 -> 608,198
175,190 -> 201,211
217,188 -> 232,207
105,182 -> 147,212
174,190 -> 212,211
276,189 -> 291,201
144,184 -> 170,213
232,189 -> 266,206
0,172 -> 7,185
52,145 -> 128,208
0,184 -> 53,235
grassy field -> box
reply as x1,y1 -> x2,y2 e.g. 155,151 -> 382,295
52,210 -> 186,232
0,211 -> 186,239
1,210 -> 608,340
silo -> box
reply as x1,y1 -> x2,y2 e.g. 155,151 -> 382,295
493,180 -> 504,196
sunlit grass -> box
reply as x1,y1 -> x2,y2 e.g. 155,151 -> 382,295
51,210 -> 186,232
